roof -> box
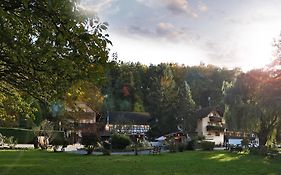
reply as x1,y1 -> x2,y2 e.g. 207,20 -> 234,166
108,111 -> 152,125
67,111 -> 101,121
195,106 -> 224,119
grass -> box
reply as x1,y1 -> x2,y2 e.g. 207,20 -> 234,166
0,150 -> 280,175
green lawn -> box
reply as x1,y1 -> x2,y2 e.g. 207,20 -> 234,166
0,150 -> 280,175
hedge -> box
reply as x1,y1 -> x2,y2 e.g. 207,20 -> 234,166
201,141 -> 215,151
111,134 -> 131,150
0,127 -> 65,144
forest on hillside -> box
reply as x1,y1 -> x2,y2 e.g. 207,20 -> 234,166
0,1 -> 280,146
2,58 -> 280,145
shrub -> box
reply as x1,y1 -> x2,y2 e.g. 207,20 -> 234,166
186,140 -> 197,150
102,140 -> 111,155
0,127 -> 65,144
0,133 -> 3,145
50,132 -> 66,145
81,133 -> 100,155
51,137 -> 69,152
257,146 -> 268,156
249,146 -> 279,158
0,127 -> 34,143
0,133 -> 17,148
168,141 -> 177,153
111,134 -> 131,150
249,147 -> 259,155
201,141 -> 215,151
103,140 -> 111,150
178,143 -> 186,152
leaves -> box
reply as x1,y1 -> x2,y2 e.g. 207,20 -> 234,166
224,67 -> 281,145
0,0 -> 111,102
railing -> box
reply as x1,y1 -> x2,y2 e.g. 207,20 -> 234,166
206,125 -> 225,132
209,116 -> 222,122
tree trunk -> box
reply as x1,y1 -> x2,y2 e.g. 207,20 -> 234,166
258,125 -> 269,146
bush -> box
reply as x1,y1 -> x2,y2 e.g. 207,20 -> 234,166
50,132 -> 66,145
81,133 -> 99,146
249,147 -> 259,155
0,133 -> 17,148
257,146 -> 268,156
249,146 -> 279,158
168,142 -> 177,153
0,133 -> 3,145
103,140 -> 111,150
186,140 -> 197,150
81,133 -> 100,155
201,141 -> 215,151
111,134 -> 131,150
51,137 -> 69,152
102,140 -> 111,155
0,127 -> 34,144
0,127 -> 65,144
178,143 -> 186,152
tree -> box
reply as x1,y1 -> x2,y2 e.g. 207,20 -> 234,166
145,64 -> 178,136
0,0 -> 111,102
65,81 -> 104,112
185,65 -> 239,108
0,83 -> 37,127
175,81 -> 196,132
224,68 -> 281,146
64,80 -> 104,125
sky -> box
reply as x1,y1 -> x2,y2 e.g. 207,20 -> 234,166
80,0 -> 281,71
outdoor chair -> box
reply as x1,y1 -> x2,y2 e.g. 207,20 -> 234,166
149,146 -> 161,154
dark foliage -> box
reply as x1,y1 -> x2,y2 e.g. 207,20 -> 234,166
111,134 -> 131,150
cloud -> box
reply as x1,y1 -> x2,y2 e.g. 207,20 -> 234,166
165,0 -> 198,17
136,0 -> 208,18
198,1 -> 208,12
79,0 -> 116,16
156,22 -> 187,40
127,25 -> 153,36
115,22 -> 190,43
136,0 -> 156,8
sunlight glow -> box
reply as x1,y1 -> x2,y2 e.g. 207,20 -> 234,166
208,153 -> 240,162
234,22 -> 278,71
110,33 -> 205,66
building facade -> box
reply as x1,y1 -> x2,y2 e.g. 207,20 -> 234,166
195,107 -> 225,145
104,111 -> 152,136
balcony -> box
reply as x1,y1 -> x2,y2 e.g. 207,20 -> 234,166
206,125 -> 225,132
209,116 -> 222,122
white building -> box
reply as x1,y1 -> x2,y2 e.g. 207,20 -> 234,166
195,107 -> 225,145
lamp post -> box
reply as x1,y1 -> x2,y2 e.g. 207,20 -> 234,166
104,94 -> 110,132
51,102 -> 62,131
104,94 -> 112,152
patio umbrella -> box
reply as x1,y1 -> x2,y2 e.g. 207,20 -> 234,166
155,136 -> 166,141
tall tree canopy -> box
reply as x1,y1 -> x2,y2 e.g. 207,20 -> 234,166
103,62 -> 237,137
0,0 -> 111,101
224,62 -> 281,146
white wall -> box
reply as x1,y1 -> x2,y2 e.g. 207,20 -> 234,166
196,112 -> 225,145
